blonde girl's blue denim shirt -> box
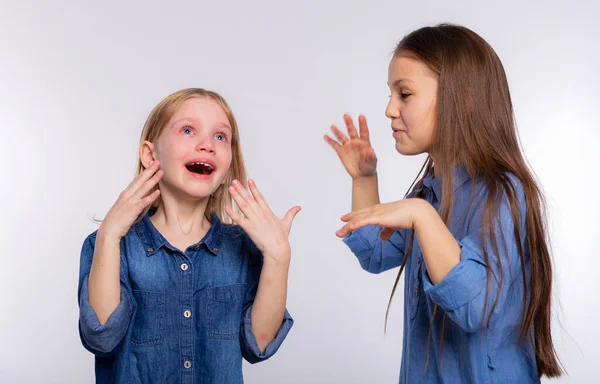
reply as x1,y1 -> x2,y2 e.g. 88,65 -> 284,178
78,211 -> 293,384
343,165 -> 540,384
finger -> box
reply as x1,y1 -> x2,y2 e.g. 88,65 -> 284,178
133,169 -> 164,200
330,125 -> 349,144
229,183 -> 258,219
247,179 -> 271,212
365,147 -> 377,163
344,114 -> 359,139
225,205 -> 247,226
336,223 -> 354,238
125,160 -> 161,196
379,227 -> 395,241
336,217 -> 370,238
232,180 -> 260,212
340,209 -> 365,222
358,115 -> 370,142
283,206 -> 302,229
323,135 -> 342,153
140,189 -> 161,208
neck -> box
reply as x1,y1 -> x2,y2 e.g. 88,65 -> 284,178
151,190 -> 212,238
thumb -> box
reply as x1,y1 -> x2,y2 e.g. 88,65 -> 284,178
283,206 -> 302,230
365,147 -> 377,163
379,227 -> 395,241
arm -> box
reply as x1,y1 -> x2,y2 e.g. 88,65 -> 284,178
324,114 -> 379,212
88,229 -> 122,325
420,194 -> 526,333
238,242 -> 294,363
352,174 -> 380,211
250,247 -> 291,352
79,160 -> 162,353
408,180 -> 528,332
413,199 -> 461,284
337,183 -> 527,333
88,160 -> 162,323
226,179 -> 298,362
78,233 -> 135,356
343,225 -> 407,274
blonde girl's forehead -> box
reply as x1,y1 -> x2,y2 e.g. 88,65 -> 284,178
168,97 -> 231,127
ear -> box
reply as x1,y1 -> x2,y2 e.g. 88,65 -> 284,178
140,140 -> 156,169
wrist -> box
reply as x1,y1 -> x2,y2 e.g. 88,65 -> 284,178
262,245 -> 291,268
412,199 -> 438,232
352,173 -> 377,183
97,226 -> 123,244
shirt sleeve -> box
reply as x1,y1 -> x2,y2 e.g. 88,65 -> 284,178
423,181 -> 528,333
78,232 -> 135,356
342,225 -> 407,274
239,240 -> 294,364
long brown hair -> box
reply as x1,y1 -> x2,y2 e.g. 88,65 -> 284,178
136,88 -> 248,223
384,24 -> 561,378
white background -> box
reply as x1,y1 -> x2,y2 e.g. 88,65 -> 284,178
1,0 -> 598,383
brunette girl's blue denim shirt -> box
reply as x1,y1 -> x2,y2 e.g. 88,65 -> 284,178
343,165 -> 540,383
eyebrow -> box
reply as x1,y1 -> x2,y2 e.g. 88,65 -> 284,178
172,118 -> 232,132
387,79 -> 414,87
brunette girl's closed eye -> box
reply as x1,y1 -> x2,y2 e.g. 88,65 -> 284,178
389,91 -> 411,100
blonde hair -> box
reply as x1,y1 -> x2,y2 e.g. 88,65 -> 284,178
137,88 -> 247,224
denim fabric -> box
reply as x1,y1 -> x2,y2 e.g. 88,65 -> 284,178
78,211 -> 293,384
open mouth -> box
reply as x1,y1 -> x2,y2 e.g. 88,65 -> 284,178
185,161 -> 215,175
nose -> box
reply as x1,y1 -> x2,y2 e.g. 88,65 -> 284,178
385,99 -> 400,120
195,133 -> 215,154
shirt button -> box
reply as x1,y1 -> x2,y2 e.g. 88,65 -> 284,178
213,247 -> 218,252
180,263 -> 189,271
184,309 -> 192,318
414,288 -> 419,296
184,360 -> 192,369
147,248 -> 154,253
194,245 -> 201,251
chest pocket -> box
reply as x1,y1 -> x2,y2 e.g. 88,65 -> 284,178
206,284 -> 246,339
131,290 -> 165,348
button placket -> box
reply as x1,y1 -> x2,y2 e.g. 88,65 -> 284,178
179,255 -> 194,378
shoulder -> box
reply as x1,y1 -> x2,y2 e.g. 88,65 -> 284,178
462,172 -> 526,207
455,172 -> 528,233
81,230 -> 99,253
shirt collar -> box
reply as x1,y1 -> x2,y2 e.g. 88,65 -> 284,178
415,163 -> 471,200
134,210 -> 224,257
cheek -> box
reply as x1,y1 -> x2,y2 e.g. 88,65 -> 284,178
156,139 -> 189,166
399,104 -> 421,130
404,102 -> 435,137
221,145 -> 233,167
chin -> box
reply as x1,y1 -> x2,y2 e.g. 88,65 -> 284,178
176,184 -> 217,200
395,143 -> 415,156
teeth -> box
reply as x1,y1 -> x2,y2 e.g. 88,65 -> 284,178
190,162 -> 213,169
